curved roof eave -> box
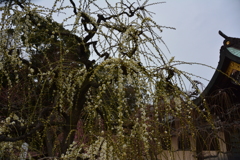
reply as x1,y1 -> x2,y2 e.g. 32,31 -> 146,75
194,31 -> 240,105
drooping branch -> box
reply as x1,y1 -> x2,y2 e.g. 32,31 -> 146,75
89,3 -> 144,39
78,2 -> 144,42
120,30 -> 143,58
61,1 -> 145,60
0,122 -> 43,142
13,0 -> 146,64
0,120 -> 64,142
0,106 -> 61,143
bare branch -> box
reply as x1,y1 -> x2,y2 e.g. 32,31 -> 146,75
83,3 -> 144,42
103,3 -> 144,21
92,41 -> 109,60
69,0 -> 77,15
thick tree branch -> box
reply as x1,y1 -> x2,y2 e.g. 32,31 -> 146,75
104,3 -> 144,21
92,41 -> 109,60
83,2 -> 144,42
69,0 -> 77,15
14,0 -> 24,8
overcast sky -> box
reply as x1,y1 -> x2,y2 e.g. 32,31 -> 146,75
149,0 -> 240,88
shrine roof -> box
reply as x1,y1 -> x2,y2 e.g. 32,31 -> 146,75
194,31 -> 240,104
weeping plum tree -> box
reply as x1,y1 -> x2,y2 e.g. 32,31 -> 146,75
0,0 -> 218,159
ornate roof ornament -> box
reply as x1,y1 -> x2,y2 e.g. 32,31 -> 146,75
219,30 -> 240,50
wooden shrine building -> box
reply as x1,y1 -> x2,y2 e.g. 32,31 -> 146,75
193,31 -> 240,160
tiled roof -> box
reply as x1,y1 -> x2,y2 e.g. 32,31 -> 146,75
227,47 -> 240,57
